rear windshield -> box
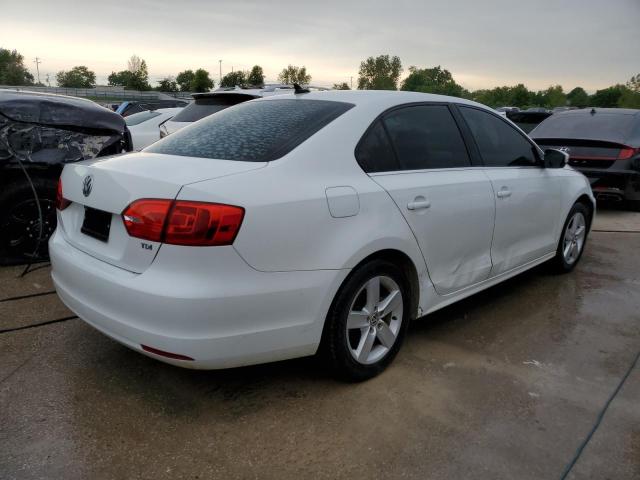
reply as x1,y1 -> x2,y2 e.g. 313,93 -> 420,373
146,99 -> 354,161
530,112 -> 637,143
125,110 -> 161,126
171,95 -> 256,123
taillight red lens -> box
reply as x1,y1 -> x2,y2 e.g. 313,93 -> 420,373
618,147 -> 639,160
122,199 -> 172,242
122,199 -> 244,246
56,178 -> 71,210
165,201 -> 245,246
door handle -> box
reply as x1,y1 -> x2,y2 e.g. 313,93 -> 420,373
407,199 -> 431,210
496,188 -> 512,199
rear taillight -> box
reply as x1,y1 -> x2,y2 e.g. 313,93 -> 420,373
56,178 -> 71,210
618,147 -> 640,160
164,201 -> 245,246
122,199 -> 172,242
122,199 -> 244,246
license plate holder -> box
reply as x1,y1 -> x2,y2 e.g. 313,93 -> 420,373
81,207 -> 112,242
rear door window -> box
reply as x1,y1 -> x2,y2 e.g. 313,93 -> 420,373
381,105 -> 471,170
460,106 -> 538,167
146,99 -> 354,161
355,121 -> 399,172
171,95 -> 257,123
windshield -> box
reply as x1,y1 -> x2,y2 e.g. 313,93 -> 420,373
146,99 -> 354,161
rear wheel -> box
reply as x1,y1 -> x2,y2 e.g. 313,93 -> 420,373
551,202 -> 589,273
322,259 -> 411,381
0,177 -> 57,265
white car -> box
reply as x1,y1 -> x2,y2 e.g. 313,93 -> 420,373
50,91 -> 595,381
160,86 -> 296,137
126,107 -> 183,150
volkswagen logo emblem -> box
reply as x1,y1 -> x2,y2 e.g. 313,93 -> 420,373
82,175 -> 93,197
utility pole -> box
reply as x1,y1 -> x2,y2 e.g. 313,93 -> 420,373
33,57 -> 42,84
219,59 -> 222,84
350,76 -> 353,89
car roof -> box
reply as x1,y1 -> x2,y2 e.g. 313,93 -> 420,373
258,89 -> 490,111
557,107 -> 640,116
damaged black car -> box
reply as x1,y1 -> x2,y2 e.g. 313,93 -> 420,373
0,90 -> 132,265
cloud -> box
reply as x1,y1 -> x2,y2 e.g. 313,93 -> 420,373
2,0 -> 638,90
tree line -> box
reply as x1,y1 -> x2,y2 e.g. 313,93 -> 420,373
1,48 -> 638,108
356,54 -> 640,109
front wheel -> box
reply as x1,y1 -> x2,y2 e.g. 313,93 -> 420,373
322,259 -> 411,381
551,202 -> 590,273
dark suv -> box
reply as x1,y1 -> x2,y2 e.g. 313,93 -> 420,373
531,108 -> 640,210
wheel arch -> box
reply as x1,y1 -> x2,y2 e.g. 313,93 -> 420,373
318,247 -> 422,355
574,193 -> 595,231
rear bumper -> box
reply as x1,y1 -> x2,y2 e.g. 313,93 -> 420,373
579,168 -> 640,201
49,230 -> 348,369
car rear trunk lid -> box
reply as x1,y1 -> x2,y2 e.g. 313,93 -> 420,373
534,138 -> 624,169
58,152 -> 265,272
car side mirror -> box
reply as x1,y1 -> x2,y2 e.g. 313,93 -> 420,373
543,148 -> 569,169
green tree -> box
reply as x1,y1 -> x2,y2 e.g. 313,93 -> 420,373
107,70 -> 133,87
358,55 -> 402,90
590,85 -> 626,107
55,65 -> 96,88
400,65 -> 463,97
246,65 -> 265,86
471,86 -> 512,107
176,70 -> 195,91
509,84 -> 531,107
618,86 -> 640,109
0,48 -> 34,85
567,87 -> 589,108
157,77 -> 179,92
220,70 -> 246,88
538,85 -> 566,108
333,82 -> 350,90
278,65 -> 311,85
108,55 -> 151,90
627,73 -> 640,92
191,68 -> 214,92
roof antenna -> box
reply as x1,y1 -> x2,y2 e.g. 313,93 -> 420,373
590,108 -> 596,115
293,83 -> 310,94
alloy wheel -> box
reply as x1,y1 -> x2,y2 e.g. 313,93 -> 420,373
563,211 -> 586,265
346,275 -> 403,365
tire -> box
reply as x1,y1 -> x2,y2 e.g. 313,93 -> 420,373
0,176 -> 58,265
551,202 -> 590,273
322,259 -> 411,382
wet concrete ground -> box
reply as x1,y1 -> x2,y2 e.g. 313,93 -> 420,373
1,209 -> 639,479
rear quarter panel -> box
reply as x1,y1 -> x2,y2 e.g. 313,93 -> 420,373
176,107 -> 427,276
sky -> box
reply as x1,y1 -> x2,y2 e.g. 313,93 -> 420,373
1,0 -> 638,92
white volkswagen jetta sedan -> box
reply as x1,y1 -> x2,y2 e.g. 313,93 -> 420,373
50,91 -> 594,381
